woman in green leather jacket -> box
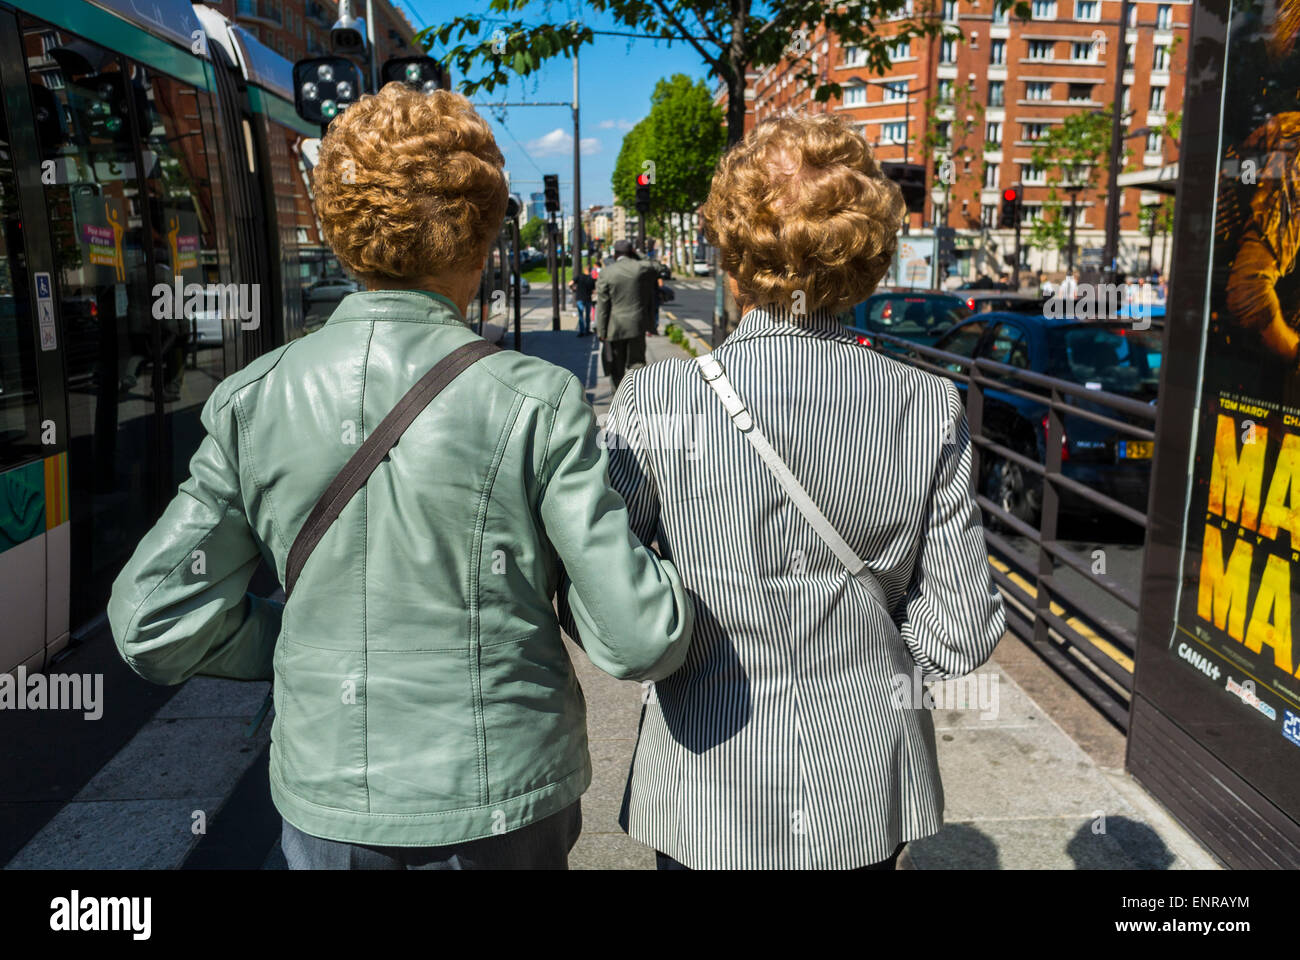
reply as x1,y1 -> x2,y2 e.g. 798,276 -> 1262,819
108,84 -> 693,869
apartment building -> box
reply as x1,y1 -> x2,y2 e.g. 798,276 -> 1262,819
202,0 -> 418,65
724,0 -> 1189,281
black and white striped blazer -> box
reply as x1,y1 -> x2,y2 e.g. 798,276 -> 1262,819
602,304 -> 1005,869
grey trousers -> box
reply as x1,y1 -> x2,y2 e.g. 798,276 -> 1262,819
281,801 -> 582,870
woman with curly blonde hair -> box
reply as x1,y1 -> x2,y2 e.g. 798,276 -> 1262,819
110,84 -> 693,869
597,113 -> 1004,869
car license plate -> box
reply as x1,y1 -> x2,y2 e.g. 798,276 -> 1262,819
1120,441 -> 1153,460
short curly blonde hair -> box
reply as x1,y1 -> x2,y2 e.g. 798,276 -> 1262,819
313,83 -> 508,284
700,113 -> 905,315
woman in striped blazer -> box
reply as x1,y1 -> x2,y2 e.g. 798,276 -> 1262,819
601,113 -> 1006,869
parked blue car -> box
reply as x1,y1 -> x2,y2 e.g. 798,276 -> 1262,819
839,290 -> 971,354
928,312 -> 1162,526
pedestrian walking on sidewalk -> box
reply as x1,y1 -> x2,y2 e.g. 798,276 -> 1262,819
594,112 -> 1005,870
108,84 -> 693,871
571,268 -> 595,336
596,239 -> 658,389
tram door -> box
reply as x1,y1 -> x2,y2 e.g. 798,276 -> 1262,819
17,15 -> 229,631
0,68 -> 54,674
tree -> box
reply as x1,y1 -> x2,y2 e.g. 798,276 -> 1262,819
426,0 -> 1032,148
520,215 -> 547,249
1028,111 -> 1116,267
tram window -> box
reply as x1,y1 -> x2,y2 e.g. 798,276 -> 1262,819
24,17 -> 160,622
136,68 -> 228,491
0,96 -> 42,470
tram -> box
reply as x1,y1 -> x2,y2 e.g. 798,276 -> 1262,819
0,0 -> 353,674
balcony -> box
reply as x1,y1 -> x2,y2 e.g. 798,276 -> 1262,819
235,0 -> 282,28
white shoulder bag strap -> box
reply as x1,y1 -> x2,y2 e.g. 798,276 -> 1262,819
695,353 -> 893,615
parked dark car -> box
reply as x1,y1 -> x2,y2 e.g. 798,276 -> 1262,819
961,291 -> 1048,315
958,277 -> 1016,291
840,290 -> 971,352
930,313 -> 1161,526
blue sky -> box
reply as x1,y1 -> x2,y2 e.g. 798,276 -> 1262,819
403,0 -> 712,210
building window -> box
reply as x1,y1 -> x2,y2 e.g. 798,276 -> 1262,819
1124,42 -> 1134,67
1157,3 -> 1172,29
941,37 -> 958,63
1146,130 -> 1163,152
935,120 -> 952,144
984,162 -> 1000,188
1075,0 -> 1099,20
1022,203 -> 1043,223
943,0 -> 959,19
884,80 -> 909,102
1026,81 -> 1052,100
888,0 -> 915,19
1023,121 -> 1047,141
1028,40 -> 1054,60
993,4 -> 1008,23
1072,41 -> 1097,61
1020,162 -> 1046,184
1122,85 -> 1131,112
982,203 -> 998,227
1067,83 -> 1093,102
938,78 -> 954,101
1128,4 -> 1137,25
988,80 -> 1004,106
986,120 -> 1002,145
843,45 -> 868,67
1031,0 -> 1057,19
843,84 -> 867,106
891,38 -> 911,59
881,121 -> 908,143
1152,44 -> 1169,71
1150,85 -> 1166,111
990,38 -> 1006,65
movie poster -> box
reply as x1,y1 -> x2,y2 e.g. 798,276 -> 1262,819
1172,0 -> 1300,751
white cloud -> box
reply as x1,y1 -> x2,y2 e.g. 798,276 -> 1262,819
597,118 -> 635,131
526,128 -> 601,157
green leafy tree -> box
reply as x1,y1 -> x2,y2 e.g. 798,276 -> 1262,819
1028,111 -> 1114,261
520,215 -> 547,248
427,0 -> 1031,147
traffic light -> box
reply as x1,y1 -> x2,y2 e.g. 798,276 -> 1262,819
293,58 -> 363,125
381,56 -> 448,93
880,161 -> 926,213
635,172 -> 651,213
1000,186 -> 1022,228
935,226 -> 956,264
543,174 -> 560,214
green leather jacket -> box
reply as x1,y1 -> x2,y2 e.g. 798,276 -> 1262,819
108,290 -> 693,847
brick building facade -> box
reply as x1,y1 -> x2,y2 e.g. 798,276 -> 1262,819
719,0 -> 1190,282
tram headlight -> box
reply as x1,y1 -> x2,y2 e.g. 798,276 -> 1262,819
292,57 -> 363,127
380,56 -> 447,93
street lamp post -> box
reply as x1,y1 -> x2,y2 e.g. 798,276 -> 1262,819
930,181 -> 950,289
1063,173 -> 1085,274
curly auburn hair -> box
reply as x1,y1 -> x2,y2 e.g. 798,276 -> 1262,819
312,83 -> 508,284
700,113 -> 905,316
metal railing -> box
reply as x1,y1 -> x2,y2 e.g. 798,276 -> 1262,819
867,331 -> 1157,730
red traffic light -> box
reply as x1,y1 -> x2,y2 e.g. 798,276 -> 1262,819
1002,187 -> 1019,202
636,173 -> 651,186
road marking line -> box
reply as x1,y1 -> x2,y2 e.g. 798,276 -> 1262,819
987,555 -> 1135,673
